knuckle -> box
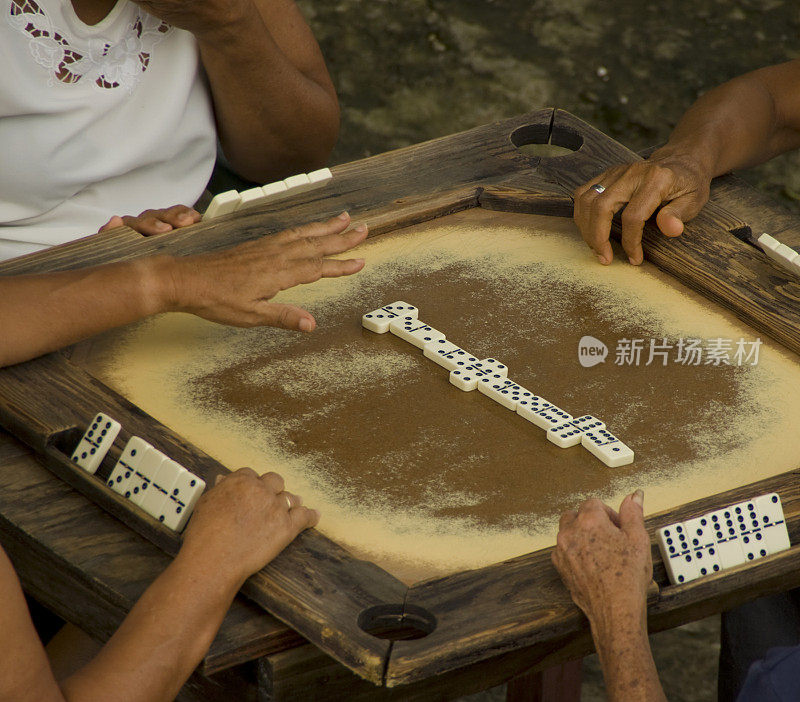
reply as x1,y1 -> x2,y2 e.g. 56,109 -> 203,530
620,208 -> 644,227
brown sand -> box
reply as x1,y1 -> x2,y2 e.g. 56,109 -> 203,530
83,210 -> 800,583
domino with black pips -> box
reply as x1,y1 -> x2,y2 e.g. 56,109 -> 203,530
129,446 -> 167,508
471,358 -> 508,378
439,348 -> 480,372
546,415 -> 605,448
526,405 -> 574,431
423,340 -> 464,369
159,469 -> 206,532
754,493 -> 791,554
546,421 -> 584,448
581,428 -> 634,467
389,317 -> 446,348
107,437 -> 152,499
449,366 -> 486,391
140,458 -> 186,519
362,301 -> 419,333
708,507 -> 747,569
516,396 -> 553,424
71,412 -> 121,474
656,523 -> 700,585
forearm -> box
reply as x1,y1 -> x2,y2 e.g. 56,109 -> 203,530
0,257 -> 174,368
60,547 -> 244,702
590,607 -> 666,702
197,2 -> 339,182
654,61 -> 800,178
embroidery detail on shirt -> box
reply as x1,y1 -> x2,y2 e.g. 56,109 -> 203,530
7,0 -> 171,92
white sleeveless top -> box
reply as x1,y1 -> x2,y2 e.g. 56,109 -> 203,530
0,0 -> 217,260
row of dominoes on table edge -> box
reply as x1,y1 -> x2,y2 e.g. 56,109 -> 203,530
362,301 -> 634,468
70,413 -> 206,532
203,168 -> 333,220
656,493 -> 792,586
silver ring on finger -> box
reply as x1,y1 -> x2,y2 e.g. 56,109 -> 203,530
590,183 -> 606,194
284,494 -> 293,510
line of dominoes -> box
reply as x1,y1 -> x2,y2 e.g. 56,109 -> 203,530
656,493 -> 791,585
203,168 -> 333,220
362,302 -> 634,468
757,233 -> 800,277
70,412 -> 206,532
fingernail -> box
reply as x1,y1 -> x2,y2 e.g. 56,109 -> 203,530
299,318 -> 314,332
354,224 -> 367,233
597,255 -> 609,265
338,211 -> 350,220
156,221 -> 171,231
633,489 -> 644,506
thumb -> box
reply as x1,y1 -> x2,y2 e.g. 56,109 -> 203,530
619,489 -> 646,536
656,191 -> 708,237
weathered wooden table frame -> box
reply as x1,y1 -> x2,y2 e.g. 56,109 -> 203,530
3,108 -> 800,692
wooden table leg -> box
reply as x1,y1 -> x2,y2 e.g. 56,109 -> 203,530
506,659 -> 582,702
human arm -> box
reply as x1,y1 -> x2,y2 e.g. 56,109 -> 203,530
0,213 -> 366,367
552,491 -> 666,702
132,0 -> 339,182
0,468 -> 317,702
573,59 -> 800,265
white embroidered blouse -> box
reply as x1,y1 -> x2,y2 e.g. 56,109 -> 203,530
0,0 -> 217,260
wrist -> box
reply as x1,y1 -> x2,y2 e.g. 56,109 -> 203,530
131,255 -> 181,316
588,599 -> 648,649
174,538 -> 248,598
650,138 -> 716,184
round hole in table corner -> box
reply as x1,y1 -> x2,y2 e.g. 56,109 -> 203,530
510,123 -> 584,160
357,603 -> 437,641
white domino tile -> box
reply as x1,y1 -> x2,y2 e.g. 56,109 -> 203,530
694,544 -> 722,578
581,428 -> 634,467
449,367 -> 484,391
260,180 -> 289,203
526,405 -> 573,431
476,378 -> 516,409
283,173 -> 313,194
755,493 -> 791,554
570,415 -> 606,433
143,459 -> 187,521
656,524 -> 699,585
203,190 -> 241,220
546,421 -> 584,448
129,447 -> 167,507
472,358 -> 508,378
440,349 -> 480,372
159,470 -> 206,532
308,167 -> 333,186
389,318 -> 446,348
758,233 -> 800,275
71,412 -> 121,474
362,301 -> 419,333
107,437 -> 152,499
423,340 -> 463,368
235,186 -> 268,211
715,536 -> 746,570
516,397 -> 553,423
684,515 -> 715,551
741,531 -> 769,562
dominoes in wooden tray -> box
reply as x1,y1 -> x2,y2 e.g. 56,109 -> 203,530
102,433 -> 206,532
657,493 -> 791,585
70,412 -> 121,474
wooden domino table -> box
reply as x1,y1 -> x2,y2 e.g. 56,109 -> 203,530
4,109 -> 800,700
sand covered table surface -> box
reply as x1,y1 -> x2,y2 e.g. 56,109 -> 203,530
84,210 -> 800,582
